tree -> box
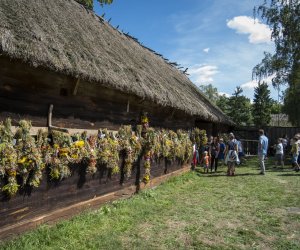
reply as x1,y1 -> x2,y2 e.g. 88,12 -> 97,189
227,87 -> 253,126
253,0 -> 300,125
216,94 -> 231,116
282,66 -> 300,126
75,0 -> 113,9
252,82 -> 272,127
270,99 -> 283,114
199,84 -> 219,104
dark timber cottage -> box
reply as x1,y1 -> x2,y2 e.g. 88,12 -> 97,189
0,0 -> 232,237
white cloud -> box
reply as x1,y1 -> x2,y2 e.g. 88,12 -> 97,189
240,79 -> 259,89
218,91 -> 230,97
188,64 -> 218,85
203,48 -> 210,53
227,16 -> 272,44
241,76 -> 273,90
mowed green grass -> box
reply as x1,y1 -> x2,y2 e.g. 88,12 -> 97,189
1,157 -> 300,250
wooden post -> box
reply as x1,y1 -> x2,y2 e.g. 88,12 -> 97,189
127,100 -> 130,113
47,104 -> 53,128
47,104 -> 69,133
73,78 -> 80,96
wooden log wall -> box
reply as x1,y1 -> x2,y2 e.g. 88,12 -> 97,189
0,56 -> 195,131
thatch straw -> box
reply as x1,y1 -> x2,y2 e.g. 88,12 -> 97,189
0,0 -> 233,125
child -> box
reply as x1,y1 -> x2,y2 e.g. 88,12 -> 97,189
200,151 -> 210,173
275,138 -> 284,168
218,138 -> 226,166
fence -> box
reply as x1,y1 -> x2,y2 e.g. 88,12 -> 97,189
240,139 -> 258,155
234,126 -> 300,156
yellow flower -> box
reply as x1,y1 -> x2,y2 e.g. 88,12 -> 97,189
71,154 -> 78,159
7,169 -> 17,177
74,140 -> 85,148
18,156 -> 27,164
59,148 -> 69,154
143,174 -> 150,183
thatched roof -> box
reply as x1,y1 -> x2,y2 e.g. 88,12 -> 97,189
0,0 -> 232,125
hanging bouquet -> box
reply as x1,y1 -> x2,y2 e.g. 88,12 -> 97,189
0,118 -> 20,196
85,135 -> 98,174
98,133 -> 120,174
143,150 -> 151,184
15,120 -> 44,188
47,131 -> 73,180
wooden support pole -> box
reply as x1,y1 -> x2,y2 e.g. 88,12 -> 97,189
47,104 -> 69,133
127,100 -> 130,113
73,78 -> 80,96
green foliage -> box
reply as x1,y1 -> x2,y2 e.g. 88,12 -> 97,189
227,87 -> 253,126
253,0 -> 300,125
0,118 -> 13,143
252,82 -> 272,127
270,99 -> 282,114
282,76 -> 300,126
216,94 -> 231,115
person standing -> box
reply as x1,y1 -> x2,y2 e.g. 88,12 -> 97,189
210,137 -> 220,172
274,138 -> 284,168
218,138 -> 226,166
225,133 -> 239,176
291,136 -> 300,172
258,129 -> 268,175
192,143 -> 199,170
200,151 -> 210,173
236,137 -> 244,165
281,134 -> 288,156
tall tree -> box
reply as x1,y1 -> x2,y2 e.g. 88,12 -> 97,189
253,0 -> 300,125
228,87 -> 253,126
199,84 -> 219,104
216,94 -> 231,116
75,0 -> 113,9
252,82 -> 272,127
282,65 -> 300,126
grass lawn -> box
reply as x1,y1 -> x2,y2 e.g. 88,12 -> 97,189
1,157 -> 300,250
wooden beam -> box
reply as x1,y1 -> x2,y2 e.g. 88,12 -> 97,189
126,100 -> 130,113
73,78 -> 80,96
47,104 -> 69,133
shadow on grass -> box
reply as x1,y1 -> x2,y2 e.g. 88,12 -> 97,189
266,168 -> 294,172
195,172 -> 260,177
277,173 -> 300,177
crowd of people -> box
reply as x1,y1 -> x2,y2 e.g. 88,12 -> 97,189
192,129 -> 300,176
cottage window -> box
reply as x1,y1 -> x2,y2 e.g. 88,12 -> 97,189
60,88 -> 68,96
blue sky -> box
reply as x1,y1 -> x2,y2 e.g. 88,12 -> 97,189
95,0 -> 278,100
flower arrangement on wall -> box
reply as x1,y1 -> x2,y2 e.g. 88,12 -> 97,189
0,118 -> 196,197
